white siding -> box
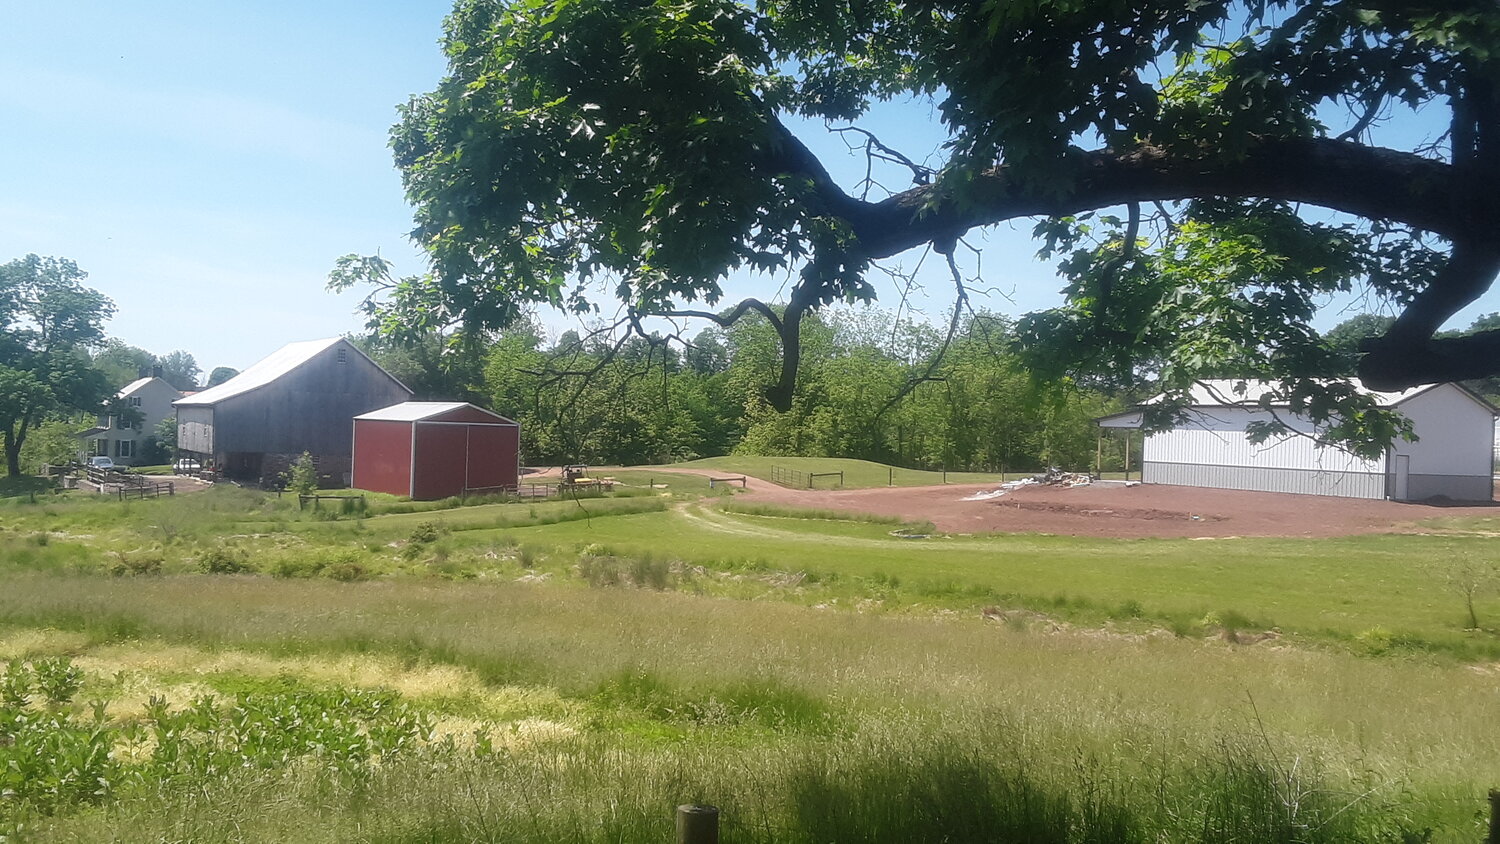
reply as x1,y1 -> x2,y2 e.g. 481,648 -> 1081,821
1392,385 -> 1495,500
1144,409 -> 1384,474
1394,386 -> 1493,476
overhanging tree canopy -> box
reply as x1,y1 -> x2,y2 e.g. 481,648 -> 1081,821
379,0 -> 1500,451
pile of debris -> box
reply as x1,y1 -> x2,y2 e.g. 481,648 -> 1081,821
961,467 -> 1094,501
1032,467 -> 1094,487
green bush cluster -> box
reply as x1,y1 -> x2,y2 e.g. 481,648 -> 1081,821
107,549 -> 163,576
196,545 -> 253,575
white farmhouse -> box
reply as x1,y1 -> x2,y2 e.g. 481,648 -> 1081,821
77,367 -> 185,466
1097,379 -> 1496,502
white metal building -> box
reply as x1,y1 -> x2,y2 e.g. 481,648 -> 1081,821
1097,380 -> 1496,502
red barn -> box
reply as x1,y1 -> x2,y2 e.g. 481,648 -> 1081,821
351,402 -> 520,499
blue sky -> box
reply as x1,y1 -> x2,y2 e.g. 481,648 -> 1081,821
2,2 -> 1492,374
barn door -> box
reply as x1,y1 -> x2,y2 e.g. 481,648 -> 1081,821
465,425 -> 508,492
1392,454 -> 1410,501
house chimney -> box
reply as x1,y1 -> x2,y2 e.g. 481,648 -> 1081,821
152,365 -> 163,379
138,366 -> 150,379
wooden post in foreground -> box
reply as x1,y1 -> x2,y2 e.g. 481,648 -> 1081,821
1487,789 -> 1499,844
677,804 -> 719,844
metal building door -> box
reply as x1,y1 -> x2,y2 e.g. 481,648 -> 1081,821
1393,454 -> 1410,500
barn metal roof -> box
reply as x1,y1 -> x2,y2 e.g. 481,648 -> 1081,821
354,401 -> 518,424
173,338 -> 408,407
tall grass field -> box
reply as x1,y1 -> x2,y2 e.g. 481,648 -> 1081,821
1,481 -> 1496,841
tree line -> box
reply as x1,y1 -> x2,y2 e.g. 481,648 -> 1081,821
354,307 -> 1127,473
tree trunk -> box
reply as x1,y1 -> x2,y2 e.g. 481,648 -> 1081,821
4,432 -> 21,478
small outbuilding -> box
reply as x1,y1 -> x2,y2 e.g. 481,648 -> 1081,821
1097,379 -> 1497,502
351,402 -> 520,500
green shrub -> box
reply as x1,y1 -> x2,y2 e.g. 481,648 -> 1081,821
31,656 -> 83,706
281,452 -> 318,496
107,550 -> 163,576
196,546 -> 252,575
327,561 -> 369,582
408,520 -> 441,545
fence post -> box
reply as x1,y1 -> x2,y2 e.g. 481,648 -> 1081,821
889,466 -> 893,487
1488,788 -> 1499,844
676,804 -> 719,844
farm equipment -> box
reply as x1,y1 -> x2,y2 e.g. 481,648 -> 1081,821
559,464 -> 615,492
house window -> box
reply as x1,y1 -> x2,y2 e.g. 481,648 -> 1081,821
337,348 -> 348,364
116,440 -> 134,459
94,439 -> 109,456
115,415 -> 130,430
129,396 -> 142,407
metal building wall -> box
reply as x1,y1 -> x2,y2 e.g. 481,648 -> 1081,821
1141,414 -> 1388,499
351,419 -> 415,497
1392,384 -> 1495,501
1142,460 -> 1386,498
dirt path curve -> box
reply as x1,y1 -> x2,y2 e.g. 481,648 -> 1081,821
529,465 -> 1499,539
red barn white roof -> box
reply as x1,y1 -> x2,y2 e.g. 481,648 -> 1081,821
354,401 -> 517,424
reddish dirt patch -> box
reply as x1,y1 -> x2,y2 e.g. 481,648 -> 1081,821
624,466 -> 1498,539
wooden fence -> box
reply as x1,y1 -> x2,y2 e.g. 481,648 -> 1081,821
708,475 -> 746,489
808,471 -> 844,489
298,493 -> 366,512
769,466 -> 844,489
118,482 -> 173,501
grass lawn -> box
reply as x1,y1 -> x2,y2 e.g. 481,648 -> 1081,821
668,455 -> 1015,488
2,485 -> 1498,841
498,505 -> 1500,659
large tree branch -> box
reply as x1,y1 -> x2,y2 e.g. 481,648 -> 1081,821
1358,240 -> 1500,390
645,297 -> 783,334
838,138 -> 1491,259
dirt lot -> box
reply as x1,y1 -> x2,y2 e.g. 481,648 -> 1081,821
629,467 -> 1499,539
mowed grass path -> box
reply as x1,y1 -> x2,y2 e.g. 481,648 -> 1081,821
498,505 -> 1500,657
668,456 -> 1011,488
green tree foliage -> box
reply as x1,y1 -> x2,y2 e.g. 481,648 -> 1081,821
0,255 -> 114,476
369,0 -> 1500,454
90,339 -> 155,389
153,416 -> 178,451
349,331 -> 488,403
16,418 -> 84,474
155,350 -> 200,391
205,366 -> 239,387
1323,314 -> 1399,374
91,341 -> 204,391
481,308 -> 1114,471
282,452 -> 319,496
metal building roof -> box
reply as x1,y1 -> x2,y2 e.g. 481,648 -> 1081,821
173,338 -> 409,407
1097,379 -> 1492,428
1177,379 -> 1425,408
354,401 -> 517,424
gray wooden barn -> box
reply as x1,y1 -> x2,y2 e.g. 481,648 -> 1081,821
174,338 -> 412,486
